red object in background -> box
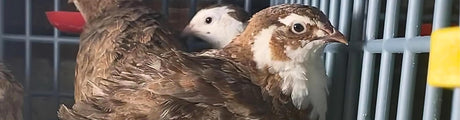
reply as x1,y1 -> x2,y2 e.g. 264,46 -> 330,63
420,23 -> 458,36
420,24 -> 432,36
45,11 -> 85,34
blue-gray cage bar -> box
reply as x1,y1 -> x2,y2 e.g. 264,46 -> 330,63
454,11 -> 460,120
24,0 -> 32,120
375,0 -> 400,120
0,0 -> 3,60
328,0 -> 340,28
343,0 -> 366,120
53,1 -> 62,120
423,0 -> 453,120
453,88 -> 460,120
357,0 -> 381,120
396,0 -> 424,120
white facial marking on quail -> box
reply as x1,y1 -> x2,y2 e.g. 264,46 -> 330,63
252,26 -> 277,70
278,13 -> 314,26
315,30 -> 327,37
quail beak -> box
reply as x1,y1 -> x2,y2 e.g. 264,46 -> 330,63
323,29 -> 348,45
181,25 -> 195,37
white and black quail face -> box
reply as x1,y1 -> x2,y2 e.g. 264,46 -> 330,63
249,4 -> 347,70
245,4 -> 347,119
182,5 -> 249,48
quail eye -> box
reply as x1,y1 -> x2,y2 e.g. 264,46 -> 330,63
291,23 -> 306,34
205,17 -> 212,24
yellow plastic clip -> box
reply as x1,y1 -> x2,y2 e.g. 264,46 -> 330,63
428,26 -> 460,88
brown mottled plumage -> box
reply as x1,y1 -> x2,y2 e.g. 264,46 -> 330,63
0,63 -> 23,120
60,0 -> 269,119
58,1 -> 346,120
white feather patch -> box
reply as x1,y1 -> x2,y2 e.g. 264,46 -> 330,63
285,40 -> 328,120
252,26 -> 277,70
278,13 -> 314,26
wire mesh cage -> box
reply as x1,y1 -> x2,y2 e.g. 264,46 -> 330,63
0,0 -> 459,120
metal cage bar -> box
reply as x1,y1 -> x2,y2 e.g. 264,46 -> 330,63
53,0 -> 61,113
357,0 -> 381,119
455,12 -> 460,120
325,44 -> 348,120
273,0 -> 281,5
319,0 -> 329,16
303,0 -> 311,5
363,37 -> 430,53
311,0 -> 320,8
375,0 -> 400,119
423,0 -> 453,119
452,89 -> 460,120
324,52 -> 336,120
334,0 -> 353,120
161,0 -> 169,19
244,0 -> 251,12
0,0 -> 3,60
2,34 -> 79,44
324,0 -> 350,112
338,0 -> 352,36
453,15 -> 460,120
395,0 -> 424,119
342,0 -> 366,120
324,0 -> 351,111
24,0 -> 32,119
328,0 -> 340,28
295,0 -> 301,4
189,0 -> 197,17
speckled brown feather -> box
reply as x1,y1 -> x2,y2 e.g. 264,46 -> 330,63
0,63 -> 23,120
73,3 -> 176,103
60,0 -> 277,119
